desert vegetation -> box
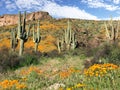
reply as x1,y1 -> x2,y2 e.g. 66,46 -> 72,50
0,11 -> 120,90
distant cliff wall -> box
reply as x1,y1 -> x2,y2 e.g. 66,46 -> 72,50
0,11 -> 52,26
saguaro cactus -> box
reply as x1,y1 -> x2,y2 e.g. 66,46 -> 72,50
104,17 -> 119,43
64,20 -> 72,50
17,11 -> 30,56
33,20 -> 41,52
57,20 -> 76,52
10,28 -> 18,51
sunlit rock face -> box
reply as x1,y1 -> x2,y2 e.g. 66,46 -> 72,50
0,11 -> 52,26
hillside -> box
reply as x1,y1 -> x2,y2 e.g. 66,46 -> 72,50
0,11 -> 108,53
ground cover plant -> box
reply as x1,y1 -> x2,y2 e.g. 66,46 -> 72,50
0,55 -> 120,90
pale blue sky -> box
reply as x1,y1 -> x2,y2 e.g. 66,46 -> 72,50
0,0 -> 120,20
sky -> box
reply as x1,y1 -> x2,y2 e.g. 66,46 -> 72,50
0,0 -> 120,20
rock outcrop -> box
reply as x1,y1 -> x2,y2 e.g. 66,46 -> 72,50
0,11 -> 52,26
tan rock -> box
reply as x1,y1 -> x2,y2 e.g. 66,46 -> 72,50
0,11 -> 52,26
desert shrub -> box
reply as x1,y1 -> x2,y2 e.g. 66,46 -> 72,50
19,54 -> 39,67
92,44 -> 110,61
92,44 -> 120,65
83,44 -> 112,68
0,47 -> 20,72
0,47 -> 41,72
86,43 -> 120,66
104,45 -> 120,65
42,50 -> 65,59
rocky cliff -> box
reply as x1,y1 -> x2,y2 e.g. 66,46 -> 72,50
0,11 -> 52,26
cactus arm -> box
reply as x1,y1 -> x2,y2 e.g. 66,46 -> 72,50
33,24 -> 36,42
22,11 -> 26,34
67,21 -> 69,44
61,36 -> 64,50
26,24 -> 31,39
11,28 -> 15,50
71,32 -> 75,50
69,24 -> 72,44
57,38 -> 61,53
104,22 -> 111,40
64,29 -> 67,44
116,20 -> 119,39
109,16 -> 115,40
11,28 -> 18,51
111,23 -> 114,40
37,20 -> 40,42
17,11 -> 22,39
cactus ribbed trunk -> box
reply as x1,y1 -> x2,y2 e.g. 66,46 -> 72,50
35,43 -> 38,52
57,39 -> 61,53
33,20 -> 41,52
19,39 -> 24,56
71,33 -> 75,50
65,20 -> 71,50
11,28 -> 18,51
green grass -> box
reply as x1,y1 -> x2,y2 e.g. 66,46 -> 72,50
0,55 -> 120,90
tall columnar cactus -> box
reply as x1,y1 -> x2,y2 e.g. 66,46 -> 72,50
64,20 -> 72,50
104,17 -> 119,43
10,28 -> 18,51
33,20 -> 41,52
57,20 -> 76,52
17,11 -> 30,56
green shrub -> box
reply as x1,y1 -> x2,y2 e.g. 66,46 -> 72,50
91,43 -> 120,65
0,47 -> 40,72
19,54 -> 39,67
0,47 -> 20,72
105,45 -> 120,65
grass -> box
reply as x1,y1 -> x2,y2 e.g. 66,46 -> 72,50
0,54 -> 120,90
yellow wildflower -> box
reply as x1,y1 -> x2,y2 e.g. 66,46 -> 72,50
74,83 -> 86,88
66,87 -> 72,90
16,83 -> 27,89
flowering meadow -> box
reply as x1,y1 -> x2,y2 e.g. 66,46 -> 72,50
0,56 -> 120,90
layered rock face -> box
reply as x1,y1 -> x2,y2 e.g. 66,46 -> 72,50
0,11 -> 52,26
